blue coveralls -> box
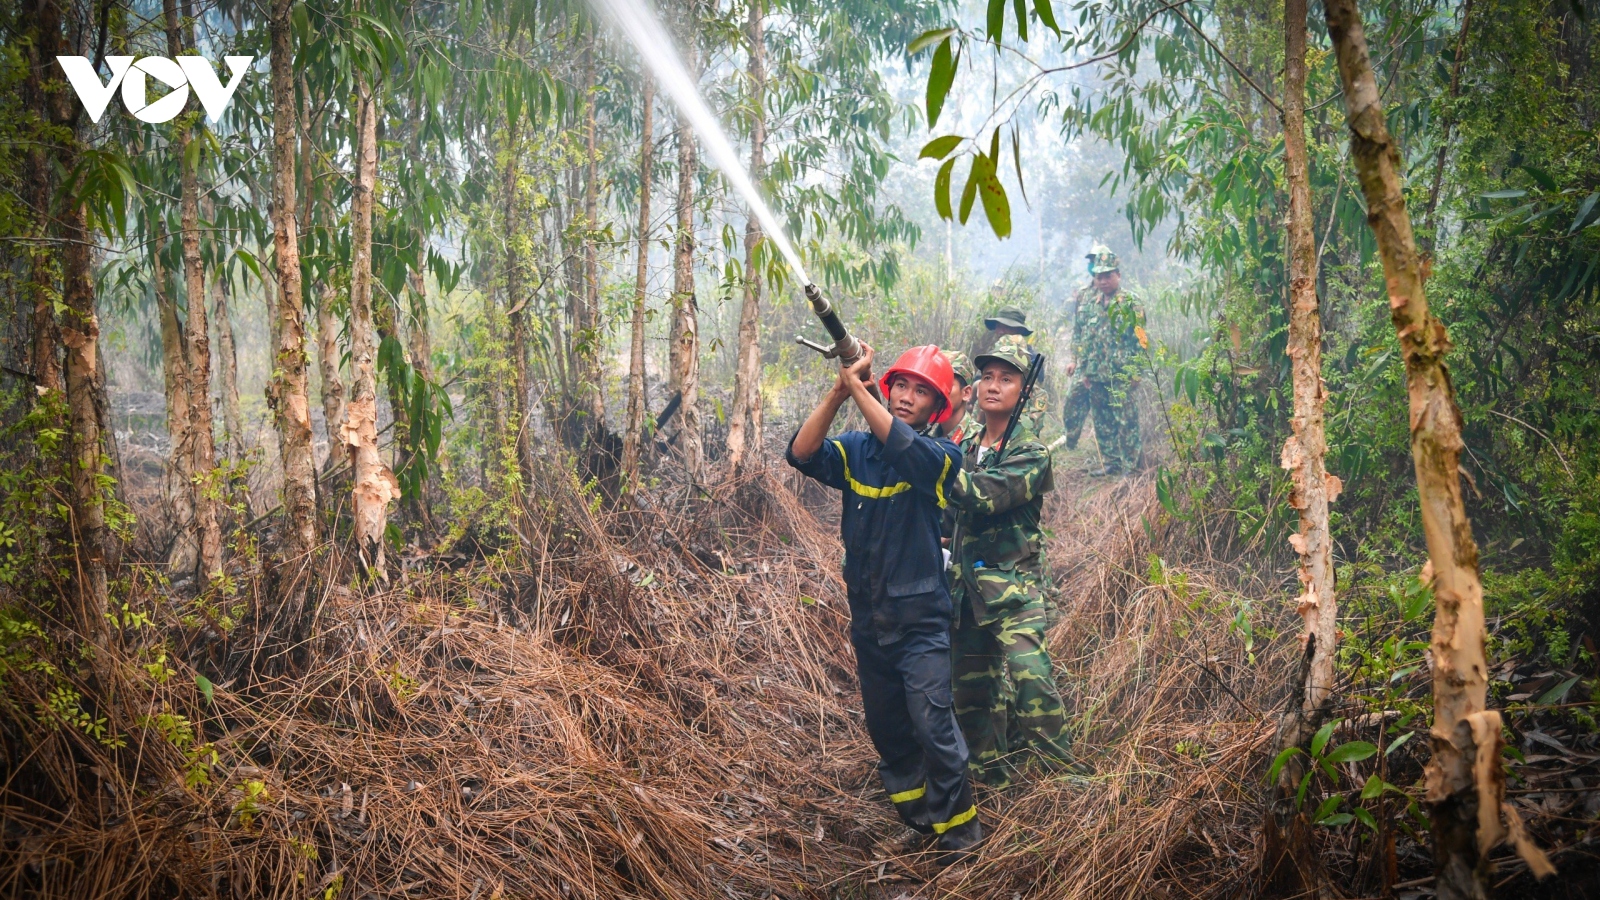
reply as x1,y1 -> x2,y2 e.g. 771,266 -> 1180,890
787,417 -> 982,848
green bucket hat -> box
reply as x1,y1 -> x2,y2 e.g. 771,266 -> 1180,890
941,348 -> 975,387
1086,244 -> 1120,274
974,334 -> 1032,376
983,307 -> 1033,335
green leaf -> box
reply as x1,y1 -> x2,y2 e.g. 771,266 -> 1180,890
935,157 -> 956,220
1317,813 -> 1355,827
1311,719 -> 1341,758
1360,773 -> 1384,800
196,674 -> 214,706
1034,0 -> 1060,34
1521,165 -> 1558,192
1536,675 -> 1581,706
1012,0 -> 1028,41
1385,730 -> 1415,755
909,27 -> 958,54
1266,746 -> 1303,784
1569,192 -> 1599,233
1352,807 -> 1378,832
1323,741 -> 1378,765
975,151 -> 1011,238
926,38 -> 958,127
1481,189 -> 1528,200
919,135 -> 963,160
799,595 -> 817,606
987,0 -> 1005,42
958,155 -> 980,224
1312,794 -> 1342,822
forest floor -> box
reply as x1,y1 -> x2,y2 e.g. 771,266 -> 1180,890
8,439 -> 1596,898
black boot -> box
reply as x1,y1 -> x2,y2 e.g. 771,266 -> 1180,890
934,815 -> 985,867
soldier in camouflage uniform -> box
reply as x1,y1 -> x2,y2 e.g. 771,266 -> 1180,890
947,335 -> 1077,788
1062,245 -> 1146,475
937,349 -> 976,443
979,309 -> 1050,432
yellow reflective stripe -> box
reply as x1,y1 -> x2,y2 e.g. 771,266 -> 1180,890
888,786 -> 926,804
931,805 -> 977,834
935,453 -> 952,509
833,439 -> 912,499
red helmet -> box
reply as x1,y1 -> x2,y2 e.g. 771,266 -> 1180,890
878,345 -> 956,424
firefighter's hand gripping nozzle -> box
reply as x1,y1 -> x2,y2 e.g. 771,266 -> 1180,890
795,284 -> 880,399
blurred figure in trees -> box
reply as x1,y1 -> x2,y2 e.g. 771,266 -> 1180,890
1062,246 -> 1146,476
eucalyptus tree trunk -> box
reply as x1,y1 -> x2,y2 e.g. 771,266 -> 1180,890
24,137 -> 61,392
623,77 -> 656,488
1322,0 -> 1553,893
504,122 -> 535,490
671,5 -> 704,480
155,232 -> 198,575
32,0 -> 107,639
726,0 -> 766,473
345,73 -> 397,574
268,0 -> 319,570
407,269 -> 434,384
317,284 -> 346,470
1262,0 -> 1337,891
20,26 -> 61,396
167,0 -> 222,583
580,32 -> 606,435
208,201 -> 247,464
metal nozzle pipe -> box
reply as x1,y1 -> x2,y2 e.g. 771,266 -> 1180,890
803,283 -> 865,368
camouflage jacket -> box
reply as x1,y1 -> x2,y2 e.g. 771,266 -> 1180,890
1071,287 -> 1147,384
948,420 -> 1054,626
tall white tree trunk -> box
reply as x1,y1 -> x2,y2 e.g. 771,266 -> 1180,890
166,0 -> 221,583
623,76 -> 656,489
344,72 -> 397,574
671,4 -> 704,480
268,0 -> 319,578
1321,0 -> 1553,893
727,0 -> 766,473
1262,0 -> 1338,891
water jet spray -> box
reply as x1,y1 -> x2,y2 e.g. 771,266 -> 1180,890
587,0 -> 871,374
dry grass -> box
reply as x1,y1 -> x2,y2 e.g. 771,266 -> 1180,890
1,448 -> 1305,900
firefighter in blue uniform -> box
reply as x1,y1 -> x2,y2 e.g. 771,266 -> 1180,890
787,344 -> 985,863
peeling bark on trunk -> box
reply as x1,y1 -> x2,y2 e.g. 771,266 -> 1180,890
344,73 -> 398,575
317,283 -> 346,471
727,0 -> 766,474
623,77 -> 655,489
155,230 -> 198,576
268,0 -> 319,578
167,0 -> 221,583
1321,0 -> 1554,894
21,25 -> 62,396
671,6 -> 704,481
26,144 -> 61,393
33,0 -> 107,640
1264,0 -> 1340,890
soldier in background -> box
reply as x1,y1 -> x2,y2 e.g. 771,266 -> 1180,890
937,349 -> 975,443
1061,245 -> 1146,476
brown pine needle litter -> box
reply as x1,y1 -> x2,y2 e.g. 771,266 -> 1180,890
2,456 -> 1304,899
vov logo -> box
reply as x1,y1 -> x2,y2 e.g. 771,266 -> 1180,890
57,56 -> 253,124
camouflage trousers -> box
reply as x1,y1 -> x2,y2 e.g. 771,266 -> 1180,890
952,604 -> 1074,787
1062,379 -> 1141,472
